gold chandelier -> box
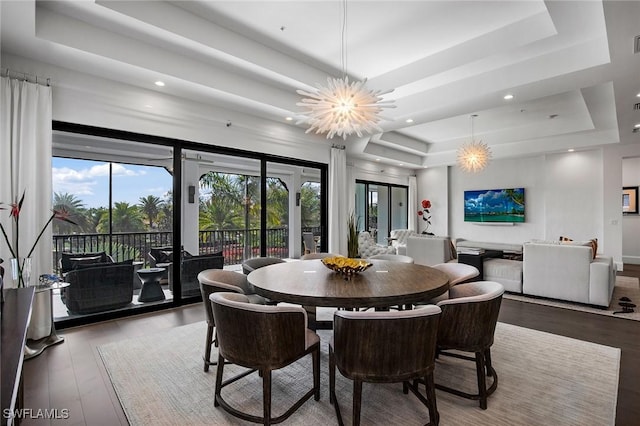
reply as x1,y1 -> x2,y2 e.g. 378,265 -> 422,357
296,0 -> 394,140
457,114 -> 491,173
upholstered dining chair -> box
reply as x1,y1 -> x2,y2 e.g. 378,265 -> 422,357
330,306 -> 442,426
420,262 -> 480,304
241,257 -> 285,275
368,253 -> 415,263
434,281 -> 504,410
300,252 -> 344,260
197,269 -> 266,372
210,292 -> 321,425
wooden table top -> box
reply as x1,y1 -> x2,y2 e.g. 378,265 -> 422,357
247,259 -> 450,309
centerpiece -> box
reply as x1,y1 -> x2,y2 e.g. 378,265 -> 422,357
322,256 -> 372,280
0,190 -> 75,287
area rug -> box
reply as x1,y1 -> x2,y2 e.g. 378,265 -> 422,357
504,276 -> 640,321
98,321 -> 619,426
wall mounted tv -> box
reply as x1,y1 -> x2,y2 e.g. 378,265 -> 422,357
464,188 -> 525,223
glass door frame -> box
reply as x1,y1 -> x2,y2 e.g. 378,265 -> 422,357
53,121 -> 328,328
355,180 -> 409,244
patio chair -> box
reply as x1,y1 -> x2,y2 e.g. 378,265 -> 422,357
210,292 -> 320,424
302,232 -> 317,254
435,281 -> 504,409
168,252 -> 223,298
62,261 -> 134,314
330,306 -> 442,426
59,251 -> 114,274
198,269 -> 266,372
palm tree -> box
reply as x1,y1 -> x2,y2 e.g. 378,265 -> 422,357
97,202 -> 145,233
138,195 -> 164,229
52,192 -> 88,233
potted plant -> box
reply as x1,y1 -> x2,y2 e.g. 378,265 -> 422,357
347,211 -> 359,258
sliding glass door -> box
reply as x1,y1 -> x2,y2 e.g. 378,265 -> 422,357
355,181 -> 408,244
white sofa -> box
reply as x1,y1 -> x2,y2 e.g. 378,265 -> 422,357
406,235 -> 457,266
522,242 -> 616,307
389,229 -> 418,255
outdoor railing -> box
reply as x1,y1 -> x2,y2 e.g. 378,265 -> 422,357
52,226 -> 320,273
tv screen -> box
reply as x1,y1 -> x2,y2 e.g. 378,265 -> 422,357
464,188 -> 525,223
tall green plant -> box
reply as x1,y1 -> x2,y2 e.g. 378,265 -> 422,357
347,211 -> 359,258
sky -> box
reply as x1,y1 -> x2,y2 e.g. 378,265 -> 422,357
464,188 -> 525,214
52,158 -> 172,208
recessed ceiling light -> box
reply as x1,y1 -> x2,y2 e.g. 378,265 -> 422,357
285,116 -> 293,121
636,93 -> 640,98
405,118 -> 414,123
155,81 -> 165,87
145,104 -> 153,108
635,123 -> 640,128
398,163 -> 404,166
503,94 -> 514,100
568,148 -> 575,152
375,158 -> 381,161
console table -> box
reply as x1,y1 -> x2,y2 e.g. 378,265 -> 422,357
1,287 -> 35,426
457,249 -> 503,281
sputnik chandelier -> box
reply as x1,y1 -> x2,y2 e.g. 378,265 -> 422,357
457,114 -> 491,173
296,0 -> 394,140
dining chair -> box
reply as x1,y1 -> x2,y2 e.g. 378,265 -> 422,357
330,306 -> 442,426
368,253 -> 415,263
300,252 -> 343,260
197,269 -> 266,372
241,257 -> 285,275
434,281 -> 504,409
210,291 -> 320,425
420,262 -> 480,304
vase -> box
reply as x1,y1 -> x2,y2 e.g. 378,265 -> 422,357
10,257 -> 32,288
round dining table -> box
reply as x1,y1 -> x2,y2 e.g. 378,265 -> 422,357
247,259 -> 450,328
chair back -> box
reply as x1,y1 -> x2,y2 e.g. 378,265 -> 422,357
302,232 -> 317,254
241,257 -> 285,275
301,252 -> 343,260
368,254 -> 414,263
437,281 -> 504,352
198,269 -> 248,325
431,262 -> 479,285
333,306 -> 441,382
210,292 -> 309,369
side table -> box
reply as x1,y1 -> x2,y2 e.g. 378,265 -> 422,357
457,250 -> 503,281
24,282 -> 69,360
137,268 -> 166,302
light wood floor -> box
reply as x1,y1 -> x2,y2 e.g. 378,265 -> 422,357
21,266 -> 640,426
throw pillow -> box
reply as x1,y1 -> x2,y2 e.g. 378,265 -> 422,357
72,259 -> 133,270
69,255 -> 103,269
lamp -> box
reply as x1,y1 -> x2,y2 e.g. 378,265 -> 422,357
457,114 -> 491,173
296,0 -> 394,140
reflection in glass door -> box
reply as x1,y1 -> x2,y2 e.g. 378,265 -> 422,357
355,181 -> 408,245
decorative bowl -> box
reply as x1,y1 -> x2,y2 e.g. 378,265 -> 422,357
321,257 -> 372,279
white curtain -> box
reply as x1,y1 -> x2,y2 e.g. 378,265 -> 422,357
1,76 -> 53,338
408,175 -> 417,232
328,147 -> 348,255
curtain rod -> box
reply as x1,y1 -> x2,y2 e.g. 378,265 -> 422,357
1,68 -> 51,87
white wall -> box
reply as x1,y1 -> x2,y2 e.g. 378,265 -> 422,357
2,54 -> 332,164
416,166 -> 449,236
622,156 -> 640,264
446,150 -> 604,247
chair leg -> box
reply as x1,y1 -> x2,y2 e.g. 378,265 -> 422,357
313,347 -> 320,401
204,324 -> 214,372
263,369 -> 272,426
485,348 -> 493,377
475,351 -> 488,410
329,346 -> 336,405
424,373 -> 439,426
214,353 -> 225,408
353,380 -> 363,426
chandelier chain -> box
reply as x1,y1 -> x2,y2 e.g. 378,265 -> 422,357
341,0 -> 348,78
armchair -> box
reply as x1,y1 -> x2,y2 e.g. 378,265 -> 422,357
389,229 -> 418,255
357,231 -> 395,258
60,251 -> 114,274
168,252 -> 224,298
61,261 -> 134,314
406,236 -> 456,266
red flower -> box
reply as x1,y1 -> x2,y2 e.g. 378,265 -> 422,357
421,199 -> 431,209
417,210 -> 423,216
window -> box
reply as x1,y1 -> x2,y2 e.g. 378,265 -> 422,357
355,181 -> 408,245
